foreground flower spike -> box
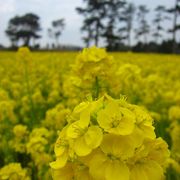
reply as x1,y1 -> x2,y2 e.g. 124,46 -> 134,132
63,46 -> 116,102
50,94 -> 170,180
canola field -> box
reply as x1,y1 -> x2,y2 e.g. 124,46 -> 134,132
0,47 -> 180,180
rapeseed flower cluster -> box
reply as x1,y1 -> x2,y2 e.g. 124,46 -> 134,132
63,46 -> 116,102
50,95 -> 170,180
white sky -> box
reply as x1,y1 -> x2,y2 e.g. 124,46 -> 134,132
0,0 -> 176,47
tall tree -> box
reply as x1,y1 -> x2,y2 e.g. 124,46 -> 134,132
81,18 -> 94,47
6,13 -> 41,47
135,5 -> 150,44
47,28 -> 54,49
121,3 -> 136,48
76,0 -> 106,47
152,5 -> 167,44
47,19 -> 65,48
76,6 -> 94,47
102,0 -> 127,50
167,0 -> 180,53
52,19 -> 65,47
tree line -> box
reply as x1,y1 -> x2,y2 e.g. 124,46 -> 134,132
77,0 -> 180,53
2,0 -> 180,53
4,13 -> 65,50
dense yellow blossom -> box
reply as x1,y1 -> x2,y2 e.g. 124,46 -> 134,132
0,163 -> 30,180
43,104 -> 71,130
51,95 -> 170,180
10,124 -> 29,153
0,47 -> 179,179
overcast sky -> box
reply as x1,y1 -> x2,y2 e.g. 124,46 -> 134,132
0,0 -> 176,47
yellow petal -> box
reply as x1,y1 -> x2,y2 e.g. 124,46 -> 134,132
141,125 -> 156,139
54,136 -> 67,156
67,121 -> 82,138
89,151 -> 107,179
91,96 -> 104,112
130,164 -> 148,180
130,160 -> 164,180
74,136 -> 91,156
54,145 -> 66,157
50,151 -> 68,169
52,163 -> 74,180
84,126 -> 103,149
100,134 -> 115,154
144,160 -> 164,180
74,102 -> 89,113
114,107 -> 135,135
101,134 -> 135,160
79,108 -> 90,128
97,109 -> 112,130
105,100 -> 120,115
147,138 -> 170,166
129,126 -> 144,148
74,166 -> 92,180
105,160 -> 130,180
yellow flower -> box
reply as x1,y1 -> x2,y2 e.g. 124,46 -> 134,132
128,138 -> 169,180
130,160 -> 164,180
89,150 -> 130,180
0,163 -> 30,180
77,46 -> 108,62
169,106 -> 180,121
50,127 -> 70,169
13,124 -> 28,137
44,104 -> 70,130
167,158 -> 180,174
101,134 -> 139,161
26,128 -> 50,155
50,151 -> 69,170
51,163 -> 74,180
67,122 -> 103,156
66,99 -> 103,156
147,138 -> 170,166
17,47 -> 31,63
131,105 -> 156,139
10,124 -> 29,153
0,100 -> 16,123
97,99 -> 135,135
0,89 -> 9,101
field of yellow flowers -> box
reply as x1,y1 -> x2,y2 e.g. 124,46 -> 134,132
0,47 -> 179,180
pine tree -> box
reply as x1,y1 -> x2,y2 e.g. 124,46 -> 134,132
167,0 -> 180,53
152,6 -> 167,44
135,5 -> 150,44
102,0 -> 127,50
121,3 -> 136,48
76,0 -> 106,47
